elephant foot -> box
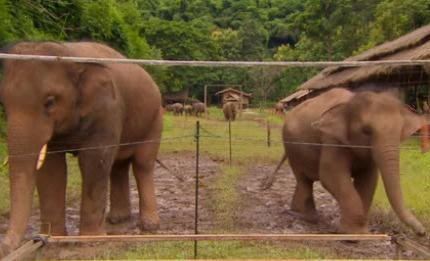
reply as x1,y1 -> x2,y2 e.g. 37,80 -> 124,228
140,213 -> 160,232
284,209 -> 319,224
106,212 -> 131,225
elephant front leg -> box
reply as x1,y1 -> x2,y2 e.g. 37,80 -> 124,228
78,147 -> 116,235
107,160 -> 131,224
36,152 -> 67,235
353,168 -> 378,220
320,147 -> 368,234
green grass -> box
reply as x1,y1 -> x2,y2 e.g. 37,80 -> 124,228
98,241 -> 326,260
211,166 -> 242,231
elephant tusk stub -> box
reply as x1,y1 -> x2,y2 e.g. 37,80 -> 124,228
36,144 -> 47,170
2,156 -> 8,166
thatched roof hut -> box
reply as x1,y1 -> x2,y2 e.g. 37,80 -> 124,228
281,25 -> 430,109
299,24 -> 430,92
215,88 -> 253,108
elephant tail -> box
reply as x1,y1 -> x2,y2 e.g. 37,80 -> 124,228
156,158 -> 184,182
261,153 -> 288,190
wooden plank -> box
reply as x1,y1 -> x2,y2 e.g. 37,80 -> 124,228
47,234 -> 391,243
3,240 -> 44,261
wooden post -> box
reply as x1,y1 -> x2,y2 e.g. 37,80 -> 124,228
229,120 -> 232,167
421,125 -> 429,153
194,121 -> 200,259
204,85 -> 208,118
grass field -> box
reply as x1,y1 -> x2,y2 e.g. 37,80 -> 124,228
0,107 -> 429,259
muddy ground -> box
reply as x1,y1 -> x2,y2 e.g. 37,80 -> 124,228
0,152 -> 427,259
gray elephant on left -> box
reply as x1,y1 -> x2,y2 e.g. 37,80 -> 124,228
0,42 -> 163,257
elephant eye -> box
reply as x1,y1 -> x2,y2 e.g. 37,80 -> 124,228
44,96 -> 56,112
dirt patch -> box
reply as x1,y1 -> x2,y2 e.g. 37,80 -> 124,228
236,163 -> 398,259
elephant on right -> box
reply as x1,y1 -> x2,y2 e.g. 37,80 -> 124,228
264,88 -> 427,235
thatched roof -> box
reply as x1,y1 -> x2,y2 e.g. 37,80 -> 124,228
280,90 -> 312,104
215,87 -> 253,97
299,24 -> 430,91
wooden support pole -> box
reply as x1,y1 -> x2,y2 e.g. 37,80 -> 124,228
3,239 -> 44,261
204,85 -> 208,118
229,120 -> 232,167
194,121 -> 200,259
421,125 -> 429,152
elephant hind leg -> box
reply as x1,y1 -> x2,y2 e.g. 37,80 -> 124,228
107,160 -> 131,224
290,175 -> 318,223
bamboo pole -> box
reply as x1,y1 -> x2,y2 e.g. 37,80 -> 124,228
1,53 -> 430,68
45,234 -> 391,243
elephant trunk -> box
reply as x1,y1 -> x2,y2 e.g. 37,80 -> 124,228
373,139 -> 426,235
1,119 -> 50,255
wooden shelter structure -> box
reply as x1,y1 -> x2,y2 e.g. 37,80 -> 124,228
282,24 -> 430,111
162,89 -> 189,105
215,87 -> 253,108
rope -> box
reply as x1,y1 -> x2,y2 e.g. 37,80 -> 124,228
6,135 -> 194,158
199,134 -> 422,151
1,53 -> 430,68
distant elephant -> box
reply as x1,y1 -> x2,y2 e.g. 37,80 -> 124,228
165,104 -> 174,112
184,104 -> 193,116
274,102 -> 284,115
263,88 -> 426,235
193,102 -> 206,117
172,103 -> 184,116
223,102 -> 237,121
0,42 -> 163,256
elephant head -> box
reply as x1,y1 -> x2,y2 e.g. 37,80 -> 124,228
0,42 -> 117,253
313,90 -> 427,235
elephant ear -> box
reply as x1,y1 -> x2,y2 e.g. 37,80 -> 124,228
311,103 -> 349,144
76,63 -> 117,117
400,106 -> 426,141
